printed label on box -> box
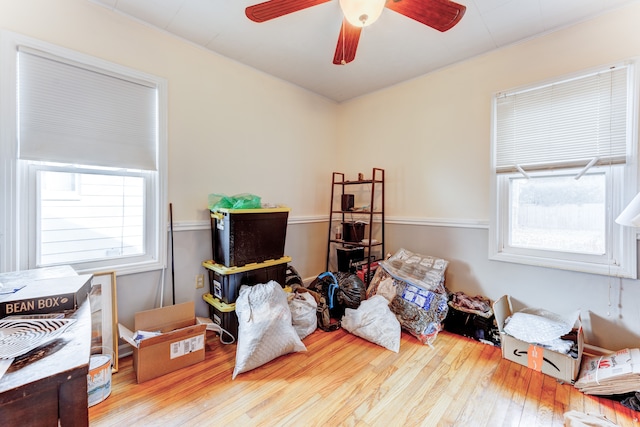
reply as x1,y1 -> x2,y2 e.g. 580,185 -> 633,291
214,280 -> 222,299
527,344 -> 544,372
170,335 -> 205,359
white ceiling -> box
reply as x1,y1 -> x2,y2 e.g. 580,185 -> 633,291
90,0 -> 638,102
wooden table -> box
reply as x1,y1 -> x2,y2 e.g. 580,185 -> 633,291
0,299 -> 91,426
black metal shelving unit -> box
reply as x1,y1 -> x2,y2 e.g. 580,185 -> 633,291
325,167 -> 385,286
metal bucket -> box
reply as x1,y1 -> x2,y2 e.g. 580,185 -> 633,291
87,353 -> 112,407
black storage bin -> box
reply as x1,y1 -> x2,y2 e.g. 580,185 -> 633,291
336,246 -> 364,272
202,256 -> 290,304
203,293 -> 238,342
342,221 -> 366,243
211,207 -> 289,267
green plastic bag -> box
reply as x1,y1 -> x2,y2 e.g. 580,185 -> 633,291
208,193 -> 261,210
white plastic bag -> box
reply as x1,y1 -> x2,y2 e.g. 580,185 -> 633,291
504,308 -> 579,344
341,295 -> 401,352
288,291 -> 317,340
233,281 -> 306,379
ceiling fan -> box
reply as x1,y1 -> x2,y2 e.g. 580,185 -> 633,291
245,0 -> 466,65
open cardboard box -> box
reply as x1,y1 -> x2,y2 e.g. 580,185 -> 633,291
493,295 -> 583,384
118,301 -> 207,383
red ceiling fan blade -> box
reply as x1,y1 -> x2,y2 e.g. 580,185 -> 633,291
333,19 -> 362,65
246,0 -> 331,23
385,0 -> 466,32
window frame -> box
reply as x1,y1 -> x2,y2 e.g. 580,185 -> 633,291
1,30 -> 168,275
27,163 -> 157,272
489,62 -> 639,278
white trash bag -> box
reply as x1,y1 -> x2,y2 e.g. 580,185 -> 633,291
341,295 -> 401,353
288,290 -> 317,340
233,281 -> 306,379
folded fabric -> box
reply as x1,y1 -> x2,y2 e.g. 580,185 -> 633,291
534,337 -> 574,354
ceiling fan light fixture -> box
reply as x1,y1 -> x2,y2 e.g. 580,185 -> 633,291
339,0 -> 386,27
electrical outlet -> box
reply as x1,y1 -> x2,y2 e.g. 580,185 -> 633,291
195,274 -> 205,289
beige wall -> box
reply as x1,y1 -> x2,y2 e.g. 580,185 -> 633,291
338,3 -> 640,221
3,0 -> 640,350
0,0 -> 338,222
0,0 -> 336,338
339,3 -> 640,351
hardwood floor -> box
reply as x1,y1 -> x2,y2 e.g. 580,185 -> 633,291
89,329 -> 639,426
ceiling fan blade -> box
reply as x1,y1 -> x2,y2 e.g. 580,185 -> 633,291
246,0 -> 332,23
333,19 -> 362,65
385,0 -> 466,32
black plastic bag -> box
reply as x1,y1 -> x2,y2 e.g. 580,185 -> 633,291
310,271 -> 366,320
334,271 -> 366,311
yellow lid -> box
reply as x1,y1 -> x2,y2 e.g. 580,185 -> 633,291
202,293 -> 235,312
202,255 -> 292,274
211,206 -> 290,216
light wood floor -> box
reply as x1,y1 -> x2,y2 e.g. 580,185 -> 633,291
89,329 -> 639,427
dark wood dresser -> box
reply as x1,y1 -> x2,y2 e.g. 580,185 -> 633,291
0,299 -> 91,426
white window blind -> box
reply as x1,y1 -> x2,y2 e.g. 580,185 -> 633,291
495,65 -> 630,174
17,46 -> 158,171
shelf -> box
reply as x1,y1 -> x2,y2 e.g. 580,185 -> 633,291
331,210 -> 383,215
341,179 -> 384,185
326,168 -> 385,287
329,239 -> 383,246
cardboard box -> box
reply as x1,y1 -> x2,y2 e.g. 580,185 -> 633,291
493,295 -> 583,384
118,301 -> 207,383
0,272 -> 91,317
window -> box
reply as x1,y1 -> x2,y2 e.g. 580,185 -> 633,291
0,32 -> 167,274
490,63 -> 638,278
35,166 -> 146,266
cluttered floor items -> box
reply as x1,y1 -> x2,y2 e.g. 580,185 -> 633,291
202,246 -> 640,417
226,248 -> 451,380
161,196 -> 637,414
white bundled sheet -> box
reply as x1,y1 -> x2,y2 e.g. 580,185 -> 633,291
233,281 -> 306,379
503,307 -> 580,354
341,295 -> 401,353
504,308 -> 578,344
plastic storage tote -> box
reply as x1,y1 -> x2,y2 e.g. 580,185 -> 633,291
210,207 -> 290,267
202,293 -> 238,342
202,256 -> 291,304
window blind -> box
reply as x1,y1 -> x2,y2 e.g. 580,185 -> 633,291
17,46 -> 158,171
495,65 -> 630,174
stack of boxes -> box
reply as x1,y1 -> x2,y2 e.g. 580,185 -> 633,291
202,206 -> 290,341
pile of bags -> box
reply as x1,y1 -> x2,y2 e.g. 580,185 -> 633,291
365,248 -> 449,346
232,248 -> 450,379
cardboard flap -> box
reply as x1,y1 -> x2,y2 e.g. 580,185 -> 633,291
138,323 -> 206,348
492,294 -> 512,333
118,323 -> 138,348
135,301 -> 195,332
